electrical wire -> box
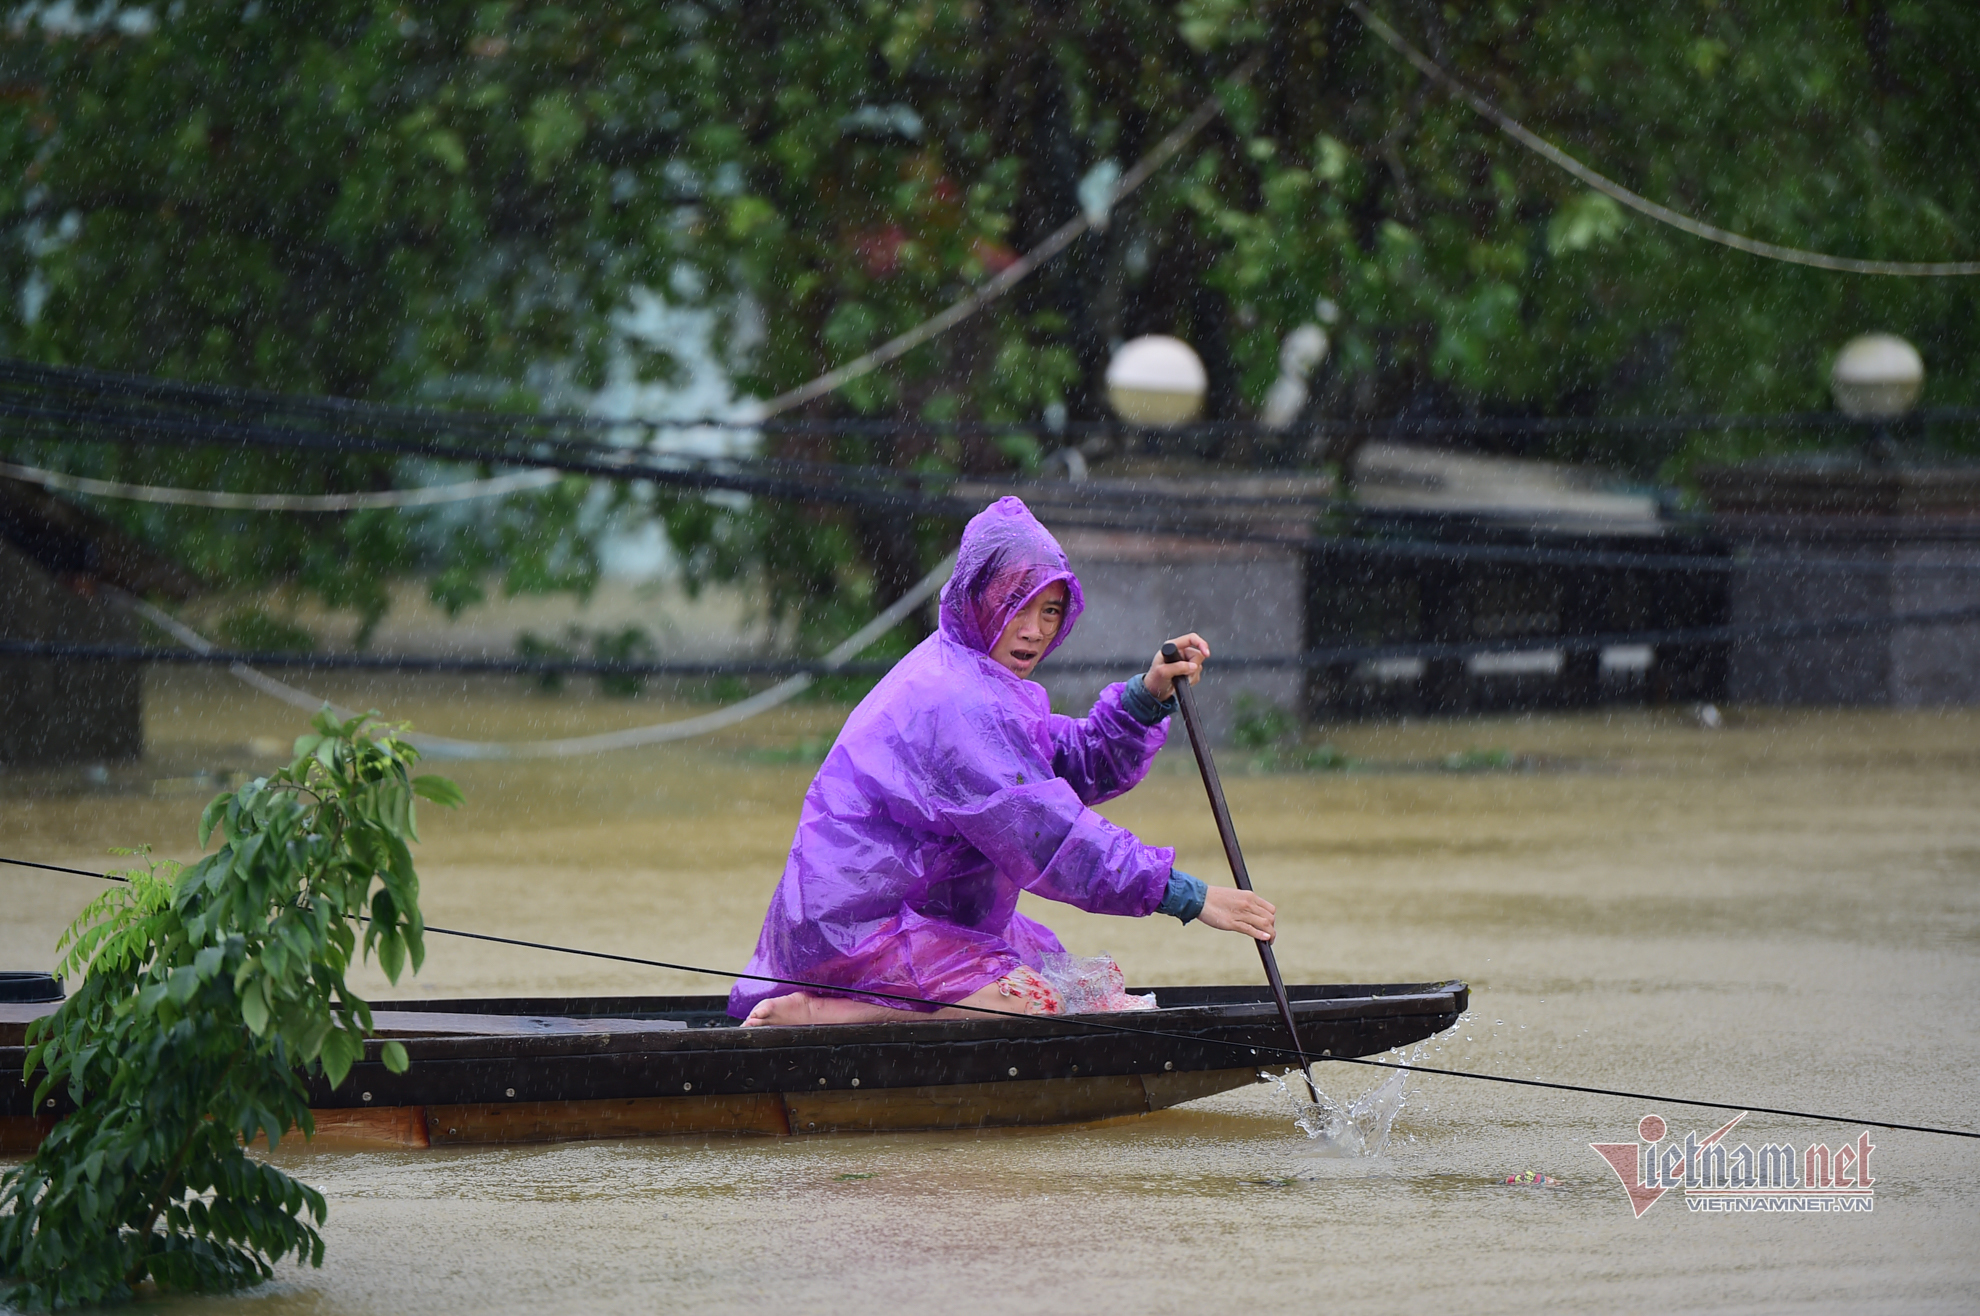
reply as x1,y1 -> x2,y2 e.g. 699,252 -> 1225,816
0,459 -> 562,511
96,558 -> 955,760
7,363 -> 1979,578
0,57 -> 1257,515
13,420 -> 1980,580
0,854 -> 1972,1139
10,601 -> 1980,682
8,353 -> 1977,442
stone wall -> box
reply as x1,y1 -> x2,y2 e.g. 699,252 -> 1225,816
1035,529 -> 1305,743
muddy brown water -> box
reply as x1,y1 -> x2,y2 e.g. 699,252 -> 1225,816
3,669 -> 1977,1314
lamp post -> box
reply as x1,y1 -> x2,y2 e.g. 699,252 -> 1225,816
1830,334 -> 1924,463
1105,335 -> 1207,428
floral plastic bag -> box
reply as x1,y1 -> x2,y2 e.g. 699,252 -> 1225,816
1040,952 -> 1156,1013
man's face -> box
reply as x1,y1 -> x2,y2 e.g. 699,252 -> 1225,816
990,580 -> 1068,678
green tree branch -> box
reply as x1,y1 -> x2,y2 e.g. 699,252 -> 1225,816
0,710 -> 457,1309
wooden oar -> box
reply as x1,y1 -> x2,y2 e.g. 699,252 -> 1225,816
1162,641 -> 1322,1104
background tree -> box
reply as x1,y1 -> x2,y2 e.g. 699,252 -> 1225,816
0,1 -> 1973,643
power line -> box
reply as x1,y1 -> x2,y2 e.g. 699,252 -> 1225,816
0,52 -> 1257,521
1346,1 -> 1980,277
6,363 -> 1978,580
12,384 -> 1980,575
0,459 -> 563,511
0,640 -> 903,680
1302,527 -> 1980,577
0,395 -> 949,516
11,602 -> 1977,681
0,854 -> 1971,1140
9,353 -> 1976,444
10,436 -> 1979,581
96,556 -> 954,760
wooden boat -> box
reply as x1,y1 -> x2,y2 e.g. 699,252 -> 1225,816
1,979 -> 1466,1152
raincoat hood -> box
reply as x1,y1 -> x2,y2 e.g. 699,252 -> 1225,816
938,496 -> 1084,658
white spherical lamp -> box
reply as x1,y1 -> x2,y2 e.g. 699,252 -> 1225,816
1106,335 -> 1207,427
1831,334 -> 1924,419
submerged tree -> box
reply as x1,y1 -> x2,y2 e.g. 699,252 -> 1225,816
0,2 -> 1973,637
0,711 -> 459,1309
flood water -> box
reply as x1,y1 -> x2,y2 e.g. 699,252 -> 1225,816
4,669 -> 1978,1313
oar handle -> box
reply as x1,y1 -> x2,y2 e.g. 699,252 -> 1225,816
1162,642 -> 1250,892
1160,641 -> 1318,1100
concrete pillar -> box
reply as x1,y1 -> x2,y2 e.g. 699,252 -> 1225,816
1700,463 -> 1980,706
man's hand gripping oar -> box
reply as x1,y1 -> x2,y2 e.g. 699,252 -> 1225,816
1158,639 -> 1323,1106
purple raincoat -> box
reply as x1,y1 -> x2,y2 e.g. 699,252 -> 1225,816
728,497 -> 1174,1018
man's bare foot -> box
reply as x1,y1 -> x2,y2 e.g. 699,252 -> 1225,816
741,992 -> 925,1027
742,992 -> 818,1026
741,975 -> 1064,1027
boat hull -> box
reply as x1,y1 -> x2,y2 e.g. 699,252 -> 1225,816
1,981 -> 1465,1150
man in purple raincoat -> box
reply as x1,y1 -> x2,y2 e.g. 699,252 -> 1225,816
734,497 -> 1276,1025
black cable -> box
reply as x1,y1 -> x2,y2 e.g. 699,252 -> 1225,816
6,358 -> 1975,517
11,369 -> 1980,576
3,854 -> 1972,1140
5,355 -> 1978,441
1290,603 -> 1980,666
0,857 -> 111,881
0,643 -> 905,679
14,398 -> 1980,576
9,602 -> 1978,678
0,397 -> 959,517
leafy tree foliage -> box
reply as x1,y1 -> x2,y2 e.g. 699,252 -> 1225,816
0,2 -> 1973,635
0,711 -> 459,1309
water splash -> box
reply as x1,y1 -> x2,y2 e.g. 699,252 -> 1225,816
1268,1065 -> 1412,1157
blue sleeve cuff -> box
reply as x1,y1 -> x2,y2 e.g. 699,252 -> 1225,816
1121,674 -> 1178,727
1155,869 -> 1208,924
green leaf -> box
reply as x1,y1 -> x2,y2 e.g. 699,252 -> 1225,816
241,983 -> 270,1036
375,929 -> 405,984
385,779 -> 412,840
1547,191 -> 1626,255
198,792 -> 234,849
384,835 -> 418,895
411,775 -> 464,809
380,1040 -> 409,1074
296,1015 -> 332,1062
319,1026 -> 360,1088
166,965 -> 202,1004
524,92 -> 588,180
